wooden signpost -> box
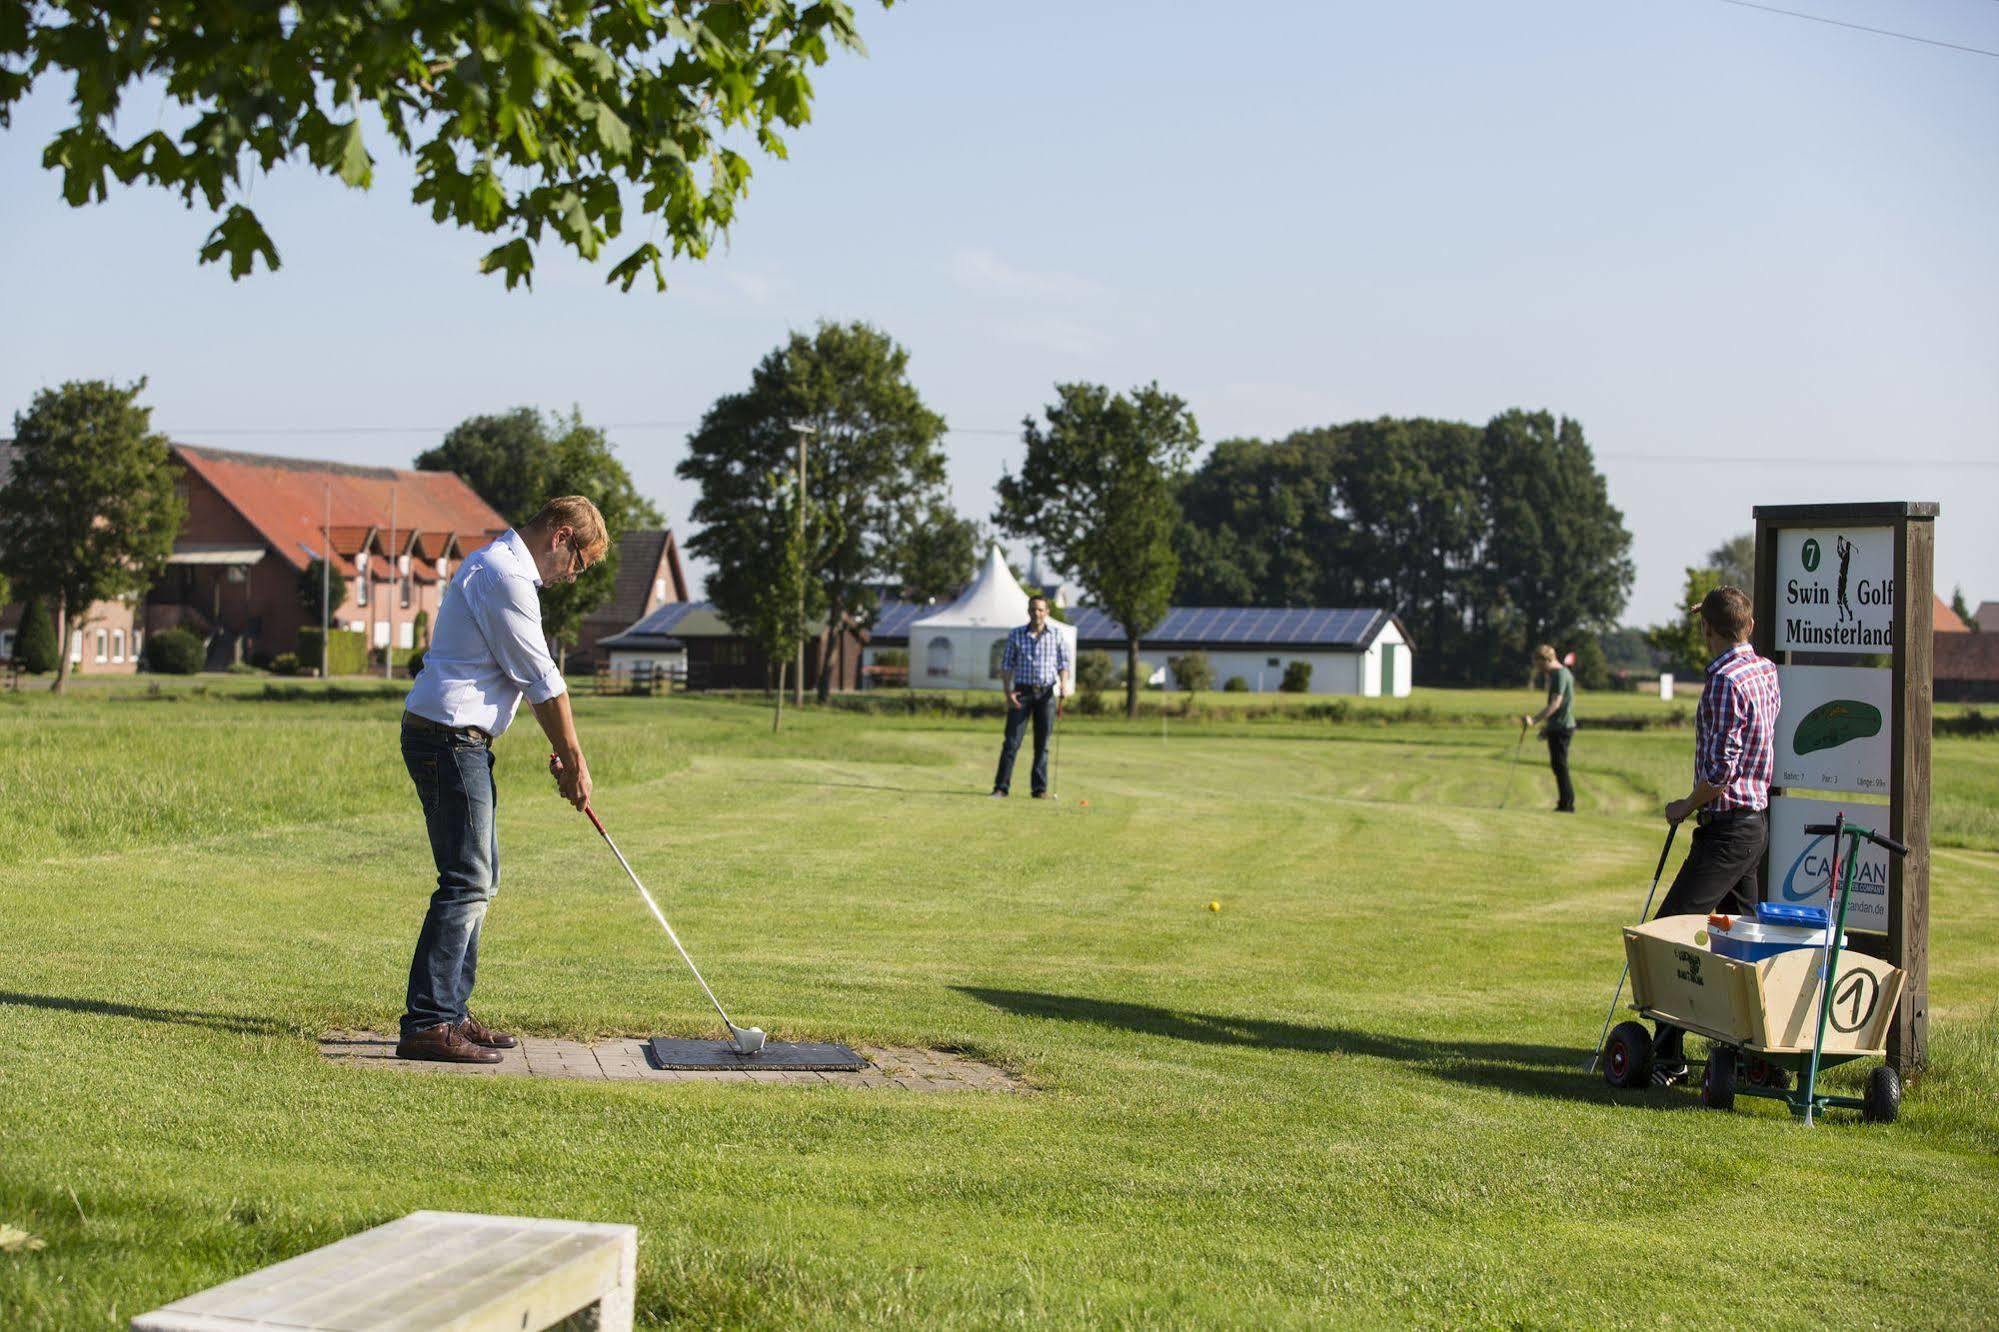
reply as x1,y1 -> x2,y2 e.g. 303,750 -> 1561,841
1751,502 -> 1935,1075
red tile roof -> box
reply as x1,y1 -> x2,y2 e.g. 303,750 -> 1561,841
174,445 -> 507,573
1935,594 -> 1970,633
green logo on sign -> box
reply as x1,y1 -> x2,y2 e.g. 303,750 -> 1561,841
1802,538 -> 1821,572
1794,699 -> 1883,755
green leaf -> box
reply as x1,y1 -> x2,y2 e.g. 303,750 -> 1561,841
333,119 -> 373,189
477,237 -> 535,290
590,100 -> 632,160
568,39 -> 616,82
198,204 -> 281,279
605,241 -> 665,293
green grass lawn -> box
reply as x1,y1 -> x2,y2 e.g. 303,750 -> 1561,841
2,691 -> 1995,1327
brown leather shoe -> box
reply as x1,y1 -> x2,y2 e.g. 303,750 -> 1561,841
459,1013 -> 517,1049
396,1022 -> 502,1064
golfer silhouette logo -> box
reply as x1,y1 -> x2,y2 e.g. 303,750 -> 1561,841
1835,535 -> 1854,623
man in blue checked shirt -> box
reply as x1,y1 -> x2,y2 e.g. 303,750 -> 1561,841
990,595 -> 1073,799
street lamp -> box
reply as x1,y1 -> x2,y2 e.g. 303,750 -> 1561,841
787,420 -> 817,707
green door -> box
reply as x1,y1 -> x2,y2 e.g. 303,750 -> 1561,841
1379,643 -> 1397,696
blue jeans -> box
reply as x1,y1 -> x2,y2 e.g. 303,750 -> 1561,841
993,686 -> 1058,795
400,724 -> 499,1035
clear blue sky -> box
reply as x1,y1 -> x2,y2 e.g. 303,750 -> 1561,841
4,0 -> 1995,624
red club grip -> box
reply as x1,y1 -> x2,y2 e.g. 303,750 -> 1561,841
551,752 -> 606,835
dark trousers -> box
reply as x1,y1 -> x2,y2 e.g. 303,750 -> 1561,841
399,722 -> 500,1035
1545,727 -> 1576,811
993,686 -> 1057,795
1651,809 -> 1767,1063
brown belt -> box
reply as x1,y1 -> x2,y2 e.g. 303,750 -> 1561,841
401,711 -> 491,745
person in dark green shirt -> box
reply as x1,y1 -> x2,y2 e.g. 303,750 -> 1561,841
1520,644 -> 1577,813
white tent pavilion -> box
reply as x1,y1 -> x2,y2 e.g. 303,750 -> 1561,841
907,545 -> 1077,693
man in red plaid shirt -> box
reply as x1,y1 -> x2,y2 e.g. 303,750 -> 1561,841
1648,584 -> 1782,1084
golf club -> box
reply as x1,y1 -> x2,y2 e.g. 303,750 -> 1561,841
557,757 -> 766,1055
1049,687 -> 1063,800
1586,818 -> 1680,1073
1498,719 -> 1526,809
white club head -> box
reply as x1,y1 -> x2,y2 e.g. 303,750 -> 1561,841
728,1025 -> 767,1056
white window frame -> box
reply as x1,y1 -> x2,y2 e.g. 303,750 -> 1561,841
0,629 -> 14,660
95,629 -> 108,662
112,629 -> 126,662
70,631 -> 82,663
925,635 -> 953,678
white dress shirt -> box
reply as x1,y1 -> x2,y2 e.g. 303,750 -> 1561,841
404,529 -> 565,736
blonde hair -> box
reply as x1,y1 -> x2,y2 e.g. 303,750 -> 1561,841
1533,643 -> 1558,666
527,495 -> 609,559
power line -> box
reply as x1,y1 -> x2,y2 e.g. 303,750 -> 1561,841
160,424 -> 1998,469
1714,0 -> 1999,59
1598,452 -> 1998,468
165,421 -> 1026,438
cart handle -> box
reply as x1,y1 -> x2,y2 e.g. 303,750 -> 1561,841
1802,822 -> 1909,857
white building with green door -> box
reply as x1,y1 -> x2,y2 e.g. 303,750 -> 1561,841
1064,607 -> 1413,697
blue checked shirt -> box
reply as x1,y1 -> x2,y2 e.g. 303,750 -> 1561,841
999,622 -> 1072,689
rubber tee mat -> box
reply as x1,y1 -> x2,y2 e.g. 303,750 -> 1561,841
645,1037 -> 867,1071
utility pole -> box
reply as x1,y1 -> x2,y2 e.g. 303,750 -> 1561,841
384,487 -> 397,680
787,420 -> 817,707
321,482 -> 331,679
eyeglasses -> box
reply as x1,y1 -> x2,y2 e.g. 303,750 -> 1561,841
562,530 -> 593,578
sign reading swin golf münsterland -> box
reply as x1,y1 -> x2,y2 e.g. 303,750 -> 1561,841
1774,527 -> 1895,653
1773,664 -> 1892,794
1752,500 -> 1936,1076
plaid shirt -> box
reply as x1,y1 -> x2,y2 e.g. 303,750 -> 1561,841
1696,643 -> 1781,812
999,622 -> 1071,689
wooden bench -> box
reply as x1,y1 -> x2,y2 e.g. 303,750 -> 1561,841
130,1211 -> 637,1331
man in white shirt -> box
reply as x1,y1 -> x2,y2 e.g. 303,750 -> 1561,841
395,496 -> 606,1063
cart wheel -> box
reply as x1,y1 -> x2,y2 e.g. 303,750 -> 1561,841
1702,1046 -> 1737,1111
1744,1055 -> 1770,1087
1603,1021 -> 1654,1090
1863,1065 -> 1902,1124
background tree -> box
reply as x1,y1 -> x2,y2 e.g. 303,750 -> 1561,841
416,409 -> 554,522
1570,634 -> 1612,691
13,596 -> 58,674
678,321 -> 950,700
1951,585 -> 1977,631
1173,434 -> 1342,607
1601,625 -> 1662,674
297,559 -> 350,626
895,499 -> 979,603
540,410 -> 662,663
1172,411 -> 1625,685
1707,532 -> 1756,589
1075,650 -> 1116,699
3,3 -> 870,290
418,406 -> 660,667
0,380 -> 183,693
1646,567 -> 1728,677
995,382 -> 1198,717
1170,650 -> 1214,697
1324,418 -> 1485,680
736,473 -> 828,732
1474,410 -> 1634,674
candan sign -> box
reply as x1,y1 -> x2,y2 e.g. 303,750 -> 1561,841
1775,527 -> 1895,653
1767,796 -> 1890,935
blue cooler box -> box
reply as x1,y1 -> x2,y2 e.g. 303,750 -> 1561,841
1709,904 -> 1840,963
